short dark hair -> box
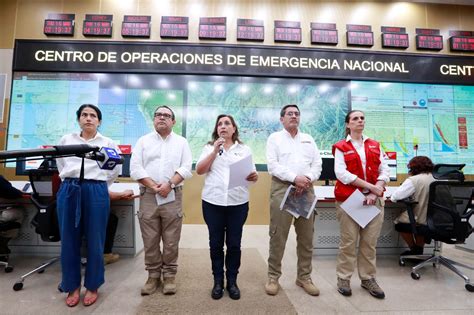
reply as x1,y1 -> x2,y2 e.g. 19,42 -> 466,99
280,104 -> 300,117
154,105 -> 175,120
408,156 -> 434,176
76,104 -> 102,121
209,114 -> 242,145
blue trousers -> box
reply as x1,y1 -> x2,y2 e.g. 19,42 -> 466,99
202,200 -> 249,282
56,179 -> 109,292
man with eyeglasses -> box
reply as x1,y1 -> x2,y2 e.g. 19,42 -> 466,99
130,105 -> 192,296
264,104 -> 322,297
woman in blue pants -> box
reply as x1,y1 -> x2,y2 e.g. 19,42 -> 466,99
56,104 -> 120,307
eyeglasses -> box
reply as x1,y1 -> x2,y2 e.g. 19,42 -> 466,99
285,111 -> 300,117
154,112 -> 172,119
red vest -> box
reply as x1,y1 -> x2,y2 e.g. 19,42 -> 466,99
331,138 -> 381,202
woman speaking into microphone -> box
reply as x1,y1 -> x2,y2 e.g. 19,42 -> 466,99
196,114 -> 258,300
56,104 -> 121,307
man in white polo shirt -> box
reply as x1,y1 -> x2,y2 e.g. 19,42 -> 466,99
265,104 -> 322,297
130,105 -> 192,296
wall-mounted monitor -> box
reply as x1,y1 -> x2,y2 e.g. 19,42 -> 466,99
320,158 -> 336,186
6,73 -> 474,176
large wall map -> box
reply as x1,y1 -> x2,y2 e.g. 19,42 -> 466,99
6,72 -> 474,174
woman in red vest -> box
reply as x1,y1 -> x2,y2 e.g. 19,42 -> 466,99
332,110 -> 390,299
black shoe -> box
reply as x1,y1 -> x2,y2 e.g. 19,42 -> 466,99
227,281 -> 240,300
211,280 -> 224,300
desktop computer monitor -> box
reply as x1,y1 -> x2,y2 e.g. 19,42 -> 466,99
119,154 -> 131,177
320,158 -> 336,185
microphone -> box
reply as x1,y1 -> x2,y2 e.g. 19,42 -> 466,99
85,147 -> 123,170
219,145 -> 224,156
0,144 -> 99,161
54,144 -> 100,156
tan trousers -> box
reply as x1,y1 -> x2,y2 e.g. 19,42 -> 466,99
335,198 -> 384,281
267,177 -> 315,280
138,187 -> 183,279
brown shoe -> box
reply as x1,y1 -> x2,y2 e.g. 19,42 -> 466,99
337,277 -> 352,296
141,277 -> 160,296
264,278 -> 280,295
296,278 -> 320,296
163,277 -> 177,295
361,278 -> 385,299
103,253 -> 120,265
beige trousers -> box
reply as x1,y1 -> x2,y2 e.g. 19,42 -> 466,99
138,187 -> 183,279
335,198 -> 384,280
267,177 -> 316,280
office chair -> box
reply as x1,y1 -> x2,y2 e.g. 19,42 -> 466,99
13,160 -> 62,291
0,205 -> 22,273
0,176 -> 25,273
399,164 -> 474,292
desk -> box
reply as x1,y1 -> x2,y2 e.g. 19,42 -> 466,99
8,182 -> 143,256
313,186 -> 433,255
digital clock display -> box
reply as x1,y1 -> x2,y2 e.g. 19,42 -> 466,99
199,24 -> 226,39
237,25 -> 264,41
121,22 -> 150,37
382,33 -> 409,48
274,27 -> 302,43
160,16 -> 188,39
237,19 -> 264,41
347,31 -> 374,46
311,29 -> 338,44
121,15 -> 151,38
449,36 -> 474,52
416,35 -> 443,50
161,23 -> 188,38
83,21 -> 113,36
44,20 -> 74,35
83,15 -> 113,36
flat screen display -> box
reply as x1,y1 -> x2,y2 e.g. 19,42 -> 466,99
7,73 -> 349,171
7,74 -> 474,175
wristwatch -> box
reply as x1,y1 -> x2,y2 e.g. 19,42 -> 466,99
168,180 -> 176,189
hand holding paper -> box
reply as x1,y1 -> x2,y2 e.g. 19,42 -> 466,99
228,154 -> 254,189
340,189 -> 381,228
155,189 -> 175,206
279,185 -> 317,219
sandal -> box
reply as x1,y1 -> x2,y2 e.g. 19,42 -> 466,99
65,288 -> 80,307
83,290 -> 98,306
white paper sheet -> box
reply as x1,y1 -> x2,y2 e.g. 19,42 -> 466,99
228,154 -> 253,189
340,189 -> 381,228
155,189 -> 175,206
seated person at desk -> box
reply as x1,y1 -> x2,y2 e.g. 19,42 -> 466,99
104,189 -> 135,265
390,156 -> 435,256
0,176 -> 25,260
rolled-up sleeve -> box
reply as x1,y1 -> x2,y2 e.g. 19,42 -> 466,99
130,138 -> 148,181
390,178 -> 415,202
105,140 -> 122,186
175,140 -> 193,180
55,135 -> 67,173
306,141 -> 322,182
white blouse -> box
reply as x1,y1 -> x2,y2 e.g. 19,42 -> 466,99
197,142 -> 256,206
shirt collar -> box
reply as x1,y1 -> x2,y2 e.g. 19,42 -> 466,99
345,134 -> 368,143
282,128 -> 299,138
75,131 -> 103,142
155,130 -> 174,141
